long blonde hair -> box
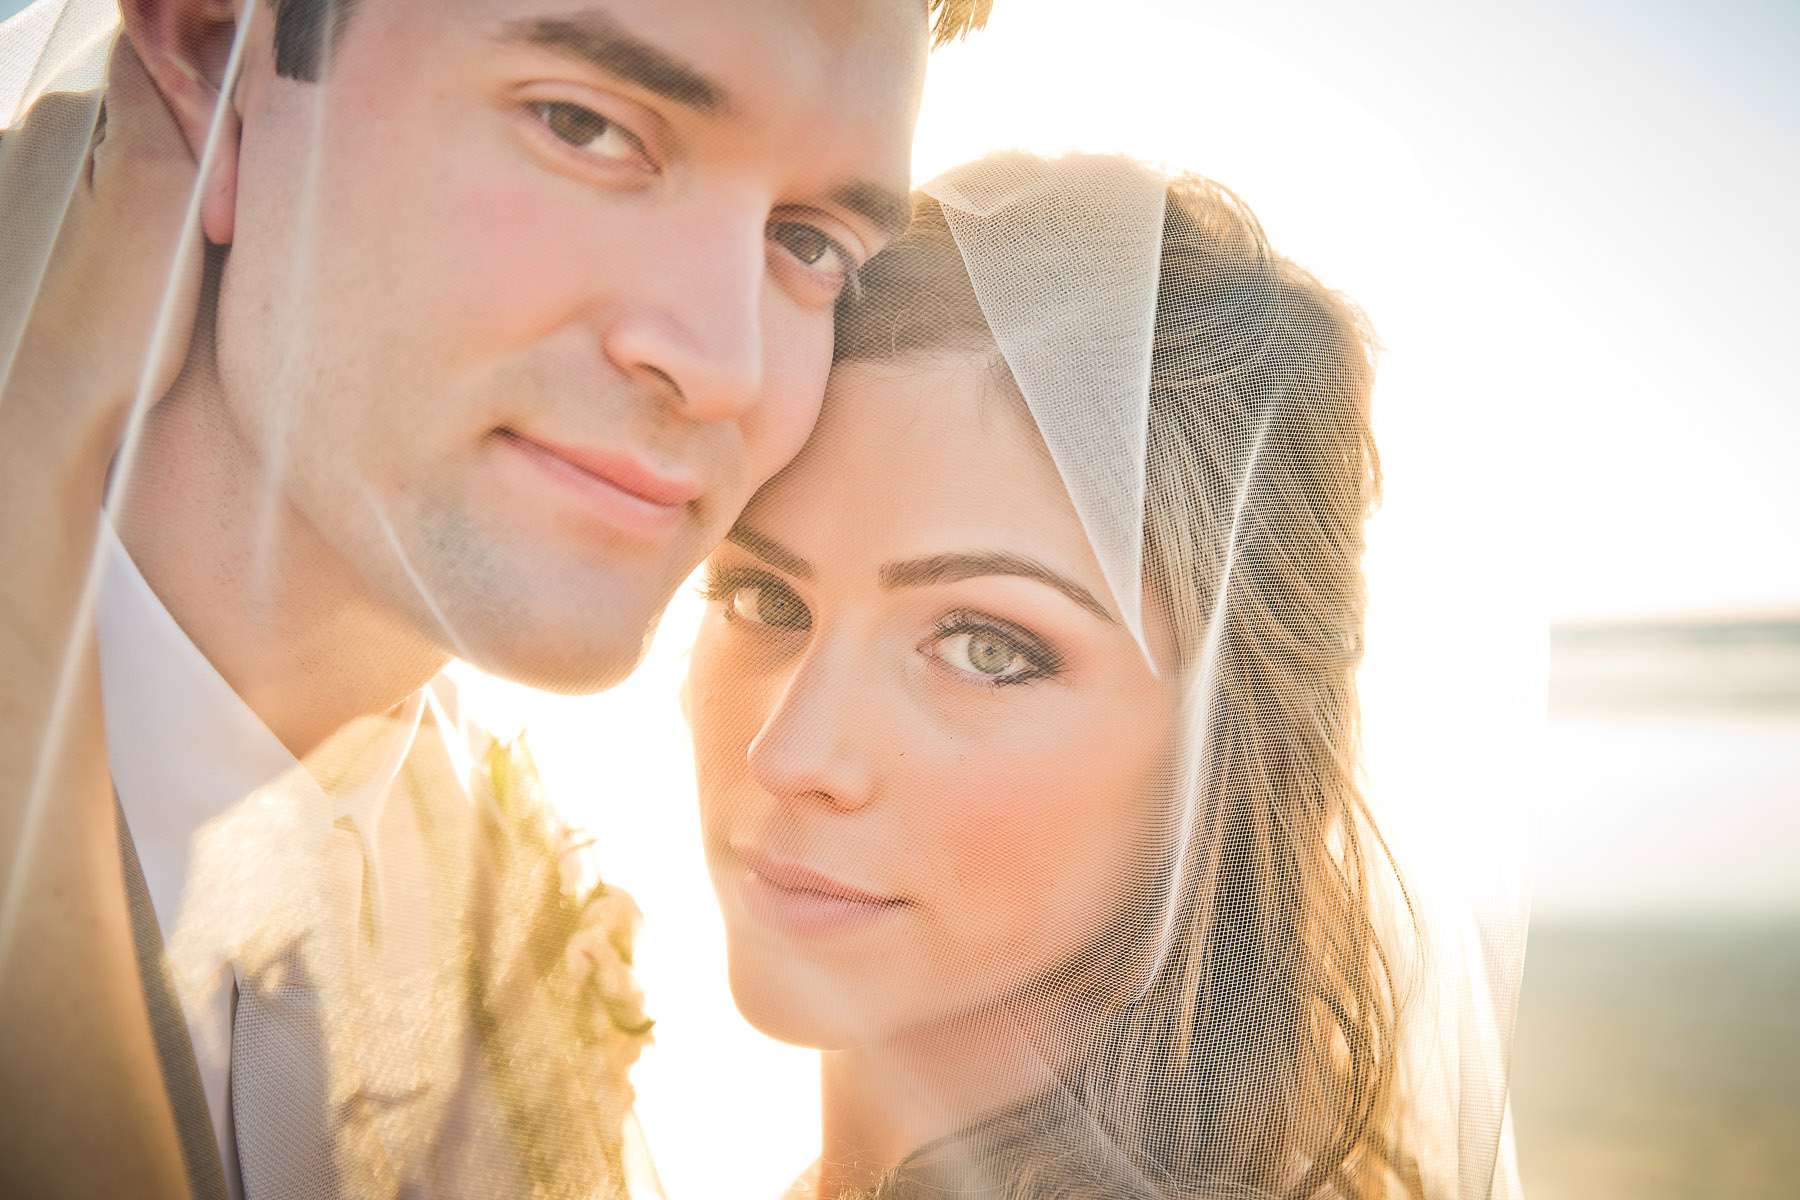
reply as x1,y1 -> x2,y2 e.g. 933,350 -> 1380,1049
833,163 -> 1414,1199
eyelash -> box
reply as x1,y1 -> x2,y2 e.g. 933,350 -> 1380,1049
767,219 -> 864,306
700,565 -> 812,631
925,609 -> 1066,687
523,98 -> 863,305
527,99 -> 655,171
701,566 -> 1064,687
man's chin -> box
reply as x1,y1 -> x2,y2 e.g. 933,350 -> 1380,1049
468,645 -> 646,696
455,609 -> 662,696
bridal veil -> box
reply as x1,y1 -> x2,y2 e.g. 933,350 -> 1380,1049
2,3 -> 1528,1197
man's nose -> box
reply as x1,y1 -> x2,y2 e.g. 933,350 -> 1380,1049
746,637 -> 878,813
600,200 -> 766,423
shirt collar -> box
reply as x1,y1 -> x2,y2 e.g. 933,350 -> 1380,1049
98,519 -> 307,909
96,520 -> 429,921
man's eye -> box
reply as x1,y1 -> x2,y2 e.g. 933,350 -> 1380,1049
529,101 -> 645,165
768,221 -> 859,297
770,223 -> 833,266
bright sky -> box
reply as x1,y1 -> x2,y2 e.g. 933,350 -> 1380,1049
910,0 -> 1799,623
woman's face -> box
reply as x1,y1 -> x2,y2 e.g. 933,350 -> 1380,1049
689,352 -> 1181,1049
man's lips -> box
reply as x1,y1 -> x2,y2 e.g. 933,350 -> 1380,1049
498,429 -> 700,507
494,428 -> 700,539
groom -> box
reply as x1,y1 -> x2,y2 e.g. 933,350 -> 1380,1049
0,0 -> 987,1194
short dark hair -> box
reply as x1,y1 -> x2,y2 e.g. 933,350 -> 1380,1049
269,0 -> 359,81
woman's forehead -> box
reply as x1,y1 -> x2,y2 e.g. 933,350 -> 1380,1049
816,354 -> 1036,452
747,355 -> 1107,583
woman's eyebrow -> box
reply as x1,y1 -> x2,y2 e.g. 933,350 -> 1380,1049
725,524 -> 814,579
879,552 -> 1116,624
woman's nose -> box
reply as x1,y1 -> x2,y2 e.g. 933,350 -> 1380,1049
745,638 -> 878,812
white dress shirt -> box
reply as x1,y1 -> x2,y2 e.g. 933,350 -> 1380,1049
96,521 -> 434,1197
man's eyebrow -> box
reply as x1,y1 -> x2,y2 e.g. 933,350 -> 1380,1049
879,552 -> 1116,624
496,12 -> 729,113
831,181 -> 913,241
726,524 -> 814,580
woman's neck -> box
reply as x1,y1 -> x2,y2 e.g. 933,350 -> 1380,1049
813,1007 -> 1065,1199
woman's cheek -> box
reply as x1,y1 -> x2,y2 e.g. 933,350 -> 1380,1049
931,720 -> 1140,969
689,635 -> 764,807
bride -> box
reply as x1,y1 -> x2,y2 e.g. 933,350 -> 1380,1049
687,153 -> 1434,1199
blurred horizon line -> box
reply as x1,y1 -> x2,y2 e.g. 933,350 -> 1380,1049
1551,611 -> 1800,718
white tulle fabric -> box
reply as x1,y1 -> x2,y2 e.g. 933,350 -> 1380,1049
4,9 -> 654,1197
924,156 -> 1167,660
831,152 -> 1529,1200
3,4 -> 1527,1198
1,0 -> 114,391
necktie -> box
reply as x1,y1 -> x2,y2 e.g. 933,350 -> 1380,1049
116,796 -> 231,1200
228,819 -> 369,1199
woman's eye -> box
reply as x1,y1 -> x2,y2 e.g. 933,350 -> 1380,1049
529,100 -> 646,166
726,582 -> 812,632
934,629 -> 1034,683
768,221 -> 859,299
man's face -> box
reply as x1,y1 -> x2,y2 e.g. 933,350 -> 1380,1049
215,0 -> 924,690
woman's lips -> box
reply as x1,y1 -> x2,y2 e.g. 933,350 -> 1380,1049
730,845 -> 908,937
493,429 -> 700,540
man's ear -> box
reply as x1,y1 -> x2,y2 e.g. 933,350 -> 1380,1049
117,0 -> 247,245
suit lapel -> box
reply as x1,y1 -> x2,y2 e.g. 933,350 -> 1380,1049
116,794 -> 231,1200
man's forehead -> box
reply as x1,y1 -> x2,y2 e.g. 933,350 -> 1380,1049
459,0 -> 926,115
457,0 -> 924,196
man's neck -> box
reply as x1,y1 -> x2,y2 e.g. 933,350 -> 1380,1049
112,373 -> 446,760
